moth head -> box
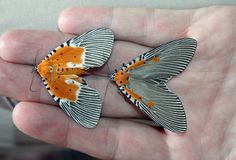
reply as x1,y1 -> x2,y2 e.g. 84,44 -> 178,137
112,70 -> 130,86
109,69 -> 117,81
32,65 -> 38,73
37,60 -> 53,77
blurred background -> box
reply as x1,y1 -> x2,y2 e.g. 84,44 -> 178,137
0,0 -> 236,159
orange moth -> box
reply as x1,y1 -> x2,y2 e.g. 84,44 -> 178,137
36,28 -> 114,128
110,38 -> 197,133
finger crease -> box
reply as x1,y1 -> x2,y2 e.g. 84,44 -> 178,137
108,8 -> 115,32
105,120 -> 120,160
102,80 -> 110,109
63,117 -> 71,148
144,8 -> 155,46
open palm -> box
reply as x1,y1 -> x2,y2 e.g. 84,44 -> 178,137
0,6 -> 236,160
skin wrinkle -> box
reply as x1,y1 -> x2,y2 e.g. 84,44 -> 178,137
109,8 -> 150,47
29,73 -> 41,101
198,61 -> 213,158
106,60 -> 113,75
205,104 -> 228,160
213,53 -> 234,102
63,116 -> 71,148
221,117 -> 232,159
102,81 -> 110,109
180,11 -> 193,38
103,63 -> 112,106
187,7 -> 236,159
0,60 -> 30,100
39,81 -> 45,104
104,119 -> 120,160
104,41 -> 156,159
229,117 -> 236,158
164,8 -> 199,159
213,54 -> 236,158
189,11 -> 225,105
27,75 -> 36,100
226,113 -> 236,159
1,31 -> 44,65
186,9 -> 195,36
143,9 -> 154,46
203,7 -> 234,108
109,8 -> 115,36
195,14 -> 229,158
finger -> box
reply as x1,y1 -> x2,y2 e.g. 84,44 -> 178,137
0,30 -> 149,70
0,30 -> 71,65
0,57 -> 54,103
13,102 -> 167,159
0,30 -> 151,117
0,58 -> 145,117
58,7 -> 194,46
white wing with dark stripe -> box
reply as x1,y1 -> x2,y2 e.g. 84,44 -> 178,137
128,38 -> 197,83
59,83 -> 102,128
122,79 -> 187,133
111,38 -> 197,133
68,28 -> 114,69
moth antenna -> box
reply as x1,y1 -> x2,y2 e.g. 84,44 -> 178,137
29,49 -> 41,92
34,48 -> 41,67
34,53 -> 37,65
106,62 -> 114,79
86,69 -> 108,78
106,62 -> 110,73
32,65 -> 37,73
29,71 -> 38,92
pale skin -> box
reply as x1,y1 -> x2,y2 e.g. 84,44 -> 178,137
0,5 -> 236,160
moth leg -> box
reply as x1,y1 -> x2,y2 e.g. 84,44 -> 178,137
72,77 -> 87,85
63,74 -> 79,79
76,77 -> 87,85
62,75 -> 87,85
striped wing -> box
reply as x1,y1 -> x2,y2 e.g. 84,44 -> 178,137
45,28 -> 114,70
59,85 -> 102,128
43,74 -> 102,128
124,38 -> 197,83
120,79 -> 187,133
111,38 -> 197,133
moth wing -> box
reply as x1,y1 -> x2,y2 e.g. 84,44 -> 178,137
46,28 -> 114,69
120,79 -> 187,133
68,28 -> 114,69
59,85 -> 102,128
45,28 -> 114,70
128,38 -> 197,83
43,75 -> 102,128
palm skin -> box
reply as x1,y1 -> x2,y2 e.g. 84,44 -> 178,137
0,5 -> 236,160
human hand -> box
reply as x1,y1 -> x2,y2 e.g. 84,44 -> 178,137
0,6 -> 236,160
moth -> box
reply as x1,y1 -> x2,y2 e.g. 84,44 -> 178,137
35,28 -> 114,128
110,38 -> 197,133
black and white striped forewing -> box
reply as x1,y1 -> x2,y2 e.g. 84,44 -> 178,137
68,28 -> 114,69
127,38 -> 197,83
